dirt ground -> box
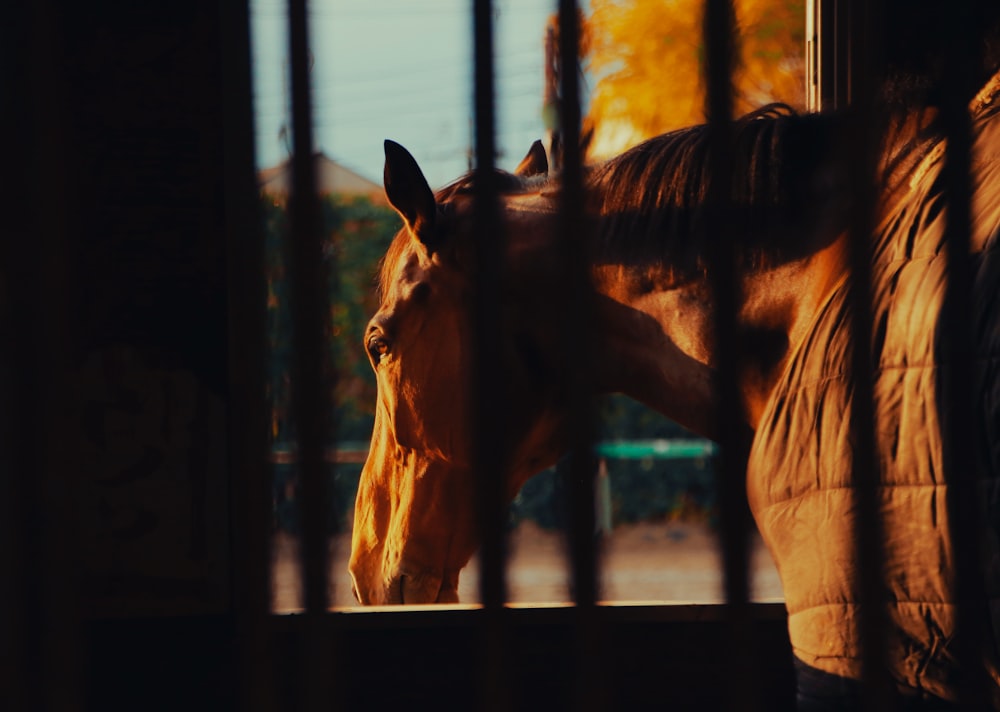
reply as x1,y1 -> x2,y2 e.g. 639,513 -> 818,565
272,521 -> 783,611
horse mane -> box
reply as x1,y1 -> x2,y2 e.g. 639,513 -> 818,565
378,104 -> 844,296
587,103 -> 842,279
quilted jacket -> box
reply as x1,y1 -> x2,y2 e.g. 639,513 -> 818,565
747,73 -> 1000,701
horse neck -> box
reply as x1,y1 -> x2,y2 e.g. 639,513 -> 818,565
589,233 -> 848,439
733,235 -> 848,424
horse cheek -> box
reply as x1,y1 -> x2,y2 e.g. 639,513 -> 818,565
351,411 -> 407,604
391,349 -> 471,463
379,362 -> 427,454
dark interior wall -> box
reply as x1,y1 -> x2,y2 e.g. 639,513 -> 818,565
62,4 -> 230,392
0,0 -> 252,710
2,2 -> 241,709
6,1 -> 234,621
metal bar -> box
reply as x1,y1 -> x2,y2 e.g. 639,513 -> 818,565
543,21 -> 560,171
1,8 -> 33,709
594,439 -> 717,459
938,4 -> 991,708
8,2 -> 83,709
806,0 -> 820,111
471,0 -> 505,613
470,1 -> 510,710
832,0 -> 851,110
840,2 -> 894,709
268,438 -> 717,464
221,0 -> 276,709
557,0 -> 597,612
806,0 -> 844,112
287,0 -> 336,708
554,2 -> 605,711
702,1 -> 758,711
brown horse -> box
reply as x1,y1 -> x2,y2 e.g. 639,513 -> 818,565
350,81 -> 1000,700
348,103 -> 851,606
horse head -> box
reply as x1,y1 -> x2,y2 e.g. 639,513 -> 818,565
349,140 -> 567,605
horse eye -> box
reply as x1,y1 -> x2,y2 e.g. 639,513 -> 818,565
368,336 -> 390,362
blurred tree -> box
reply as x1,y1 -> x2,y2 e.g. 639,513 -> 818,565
262,193 -> 399,445
322,196 -> 402,440
584,0 -> 805,156
263,192 -> 400,532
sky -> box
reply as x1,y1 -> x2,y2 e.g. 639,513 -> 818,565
250,0 -> 581,190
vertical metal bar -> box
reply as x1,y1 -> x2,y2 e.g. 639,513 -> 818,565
938,4 -> 991,708
287,0 -> 336,709
812,2 -> 893,705
6,177 -> 76,712
543,21 -> 560,171
472,0 -> 506,614
557,0 -> 596,612
0,333 -> 18,711
703,2 -> 756,711
832,0 -> 851,110
1,8 -> 32,710
840,2 -> 894,709
554,2 -> 604,711
806,0 -> 843,112
221,0 -> 276,709
806,0 -> 820,112
470,1 -> 510,710
3,2 -> 82,709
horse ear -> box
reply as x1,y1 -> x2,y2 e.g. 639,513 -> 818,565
514,139 -> 548,177
383,140 -> 437,246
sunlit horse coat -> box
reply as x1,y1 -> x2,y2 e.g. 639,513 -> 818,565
747,72 -> 1000,699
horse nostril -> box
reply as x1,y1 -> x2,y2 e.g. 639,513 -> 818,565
398,575 -> 407,604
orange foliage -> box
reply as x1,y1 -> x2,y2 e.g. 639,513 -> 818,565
584,0 -> 805,157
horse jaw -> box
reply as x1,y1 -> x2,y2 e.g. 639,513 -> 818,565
349,408 -> 479,605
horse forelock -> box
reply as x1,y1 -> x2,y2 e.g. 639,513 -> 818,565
376,168 -> 561,299
376,228 -> 414,302
435,168 -> 550,203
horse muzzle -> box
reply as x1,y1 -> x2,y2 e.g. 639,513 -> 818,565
351,565 -> 461,605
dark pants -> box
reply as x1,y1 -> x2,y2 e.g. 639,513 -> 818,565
794,658 -> 963,712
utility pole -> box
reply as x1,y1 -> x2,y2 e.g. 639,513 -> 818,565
544,17 -> 562,171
